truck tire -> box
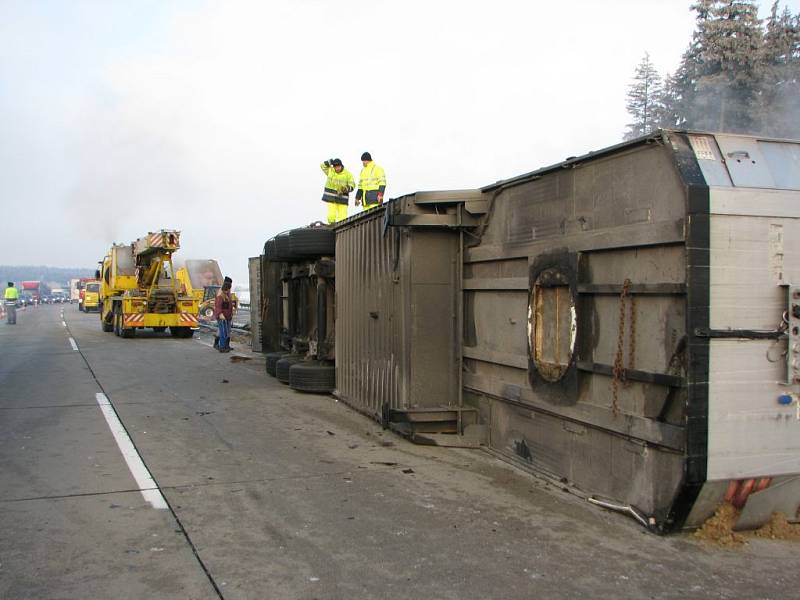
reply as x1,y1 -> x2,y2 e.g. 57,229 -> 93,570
289,360 -> 335,393
264,239 -> 278,261
113,307 -> 121,336
288,227 -> 335,258
273,233 -> 294,262
275,354 -> 305,384
265,351 -> 288,377
101,311 -> 113,333
121,313 -> 136,337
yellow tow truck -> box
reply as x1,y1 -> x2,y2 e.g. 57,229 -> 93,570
99,230 -> 199,338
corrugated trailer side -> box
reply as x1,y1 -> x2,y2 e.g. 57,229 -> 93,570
333,194 -> 472,429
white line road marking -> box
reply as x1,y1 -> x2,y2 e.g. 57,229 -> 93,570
95,393 -> 168,510
62,321 -> 67,327
68,337 -> 78,351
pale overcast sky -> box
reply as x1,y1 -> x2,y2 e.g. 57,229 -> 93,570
1,0 -> 798,284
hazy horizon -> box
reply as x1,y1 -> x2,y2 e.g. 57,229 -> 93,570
2,0 -> 798,284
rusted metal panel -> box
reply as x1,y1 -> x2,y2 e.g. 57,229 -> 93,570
248,257 -> 262,353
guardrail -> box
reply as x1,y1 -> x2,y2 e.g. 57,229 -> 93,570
197,321 -> 251,335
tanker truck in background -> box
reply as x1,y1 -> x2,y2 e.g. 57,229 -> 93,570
99,230 -> 199,338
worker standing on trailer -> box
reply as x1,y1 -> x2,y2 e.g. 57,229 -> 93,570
214,276 -> 234,353
356,152 -> 387,210
5,282 -> 19,324
320,158 -> 355,224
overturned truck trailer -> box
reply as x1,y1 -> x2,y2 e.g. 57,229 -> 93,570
331,130 -> 800,532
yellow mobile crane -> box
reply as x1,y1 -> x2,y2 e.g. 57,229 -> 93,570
99,230 -> 199,338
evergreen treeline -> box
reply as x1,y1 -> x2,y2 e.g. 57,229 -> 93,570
624,0 -> 800,140
0,266 -> 95,287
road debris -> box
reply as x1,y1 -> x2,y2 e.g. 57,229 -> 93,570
752,512 -> 800,541
694,502 -> 745,546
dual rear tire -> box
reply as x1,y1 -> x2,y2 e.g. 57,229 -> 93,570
269,355 -> 335,393
111,304 -> 135,338
265,351 -> 288,376
275,354 -> 305,383
289,360 -> 335,393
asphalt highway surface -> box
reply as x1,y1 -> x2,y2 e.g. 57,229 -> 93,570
1,304 -> 798,599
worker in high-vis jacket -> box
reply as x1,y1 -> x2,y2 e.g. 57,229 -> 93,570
320,158 -> 355,224
5,282 -> 19,325
356,152 -> 387,210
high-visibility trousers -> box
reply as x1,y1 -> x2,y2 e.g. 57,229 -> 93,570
327,202 -> 348,224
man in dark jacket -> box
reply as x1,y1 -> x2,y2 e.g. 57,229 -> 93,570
214,276 -> 234,353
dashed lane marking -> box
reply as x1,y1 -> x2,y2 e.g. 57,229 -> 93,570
68,337 -> 78,351
94,392 -> 168,510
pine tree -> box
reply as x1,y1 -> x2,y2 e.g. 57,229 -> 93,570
631,1 -> 800,138
759,1 -> 800,137
660,1 -> 714,129
661,51 -> 699,128
624,53 -> 663,140
693,0 -> 763,133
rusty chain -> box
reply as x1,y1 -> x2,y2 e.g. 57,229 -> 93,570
611,278 -> 635,416
628,287 -> 636,373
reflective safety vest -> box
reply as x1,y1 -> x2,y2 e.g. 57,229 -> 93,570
357,161 -> 386,205
4,287 -> 19,301
320,163 -> 355,205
